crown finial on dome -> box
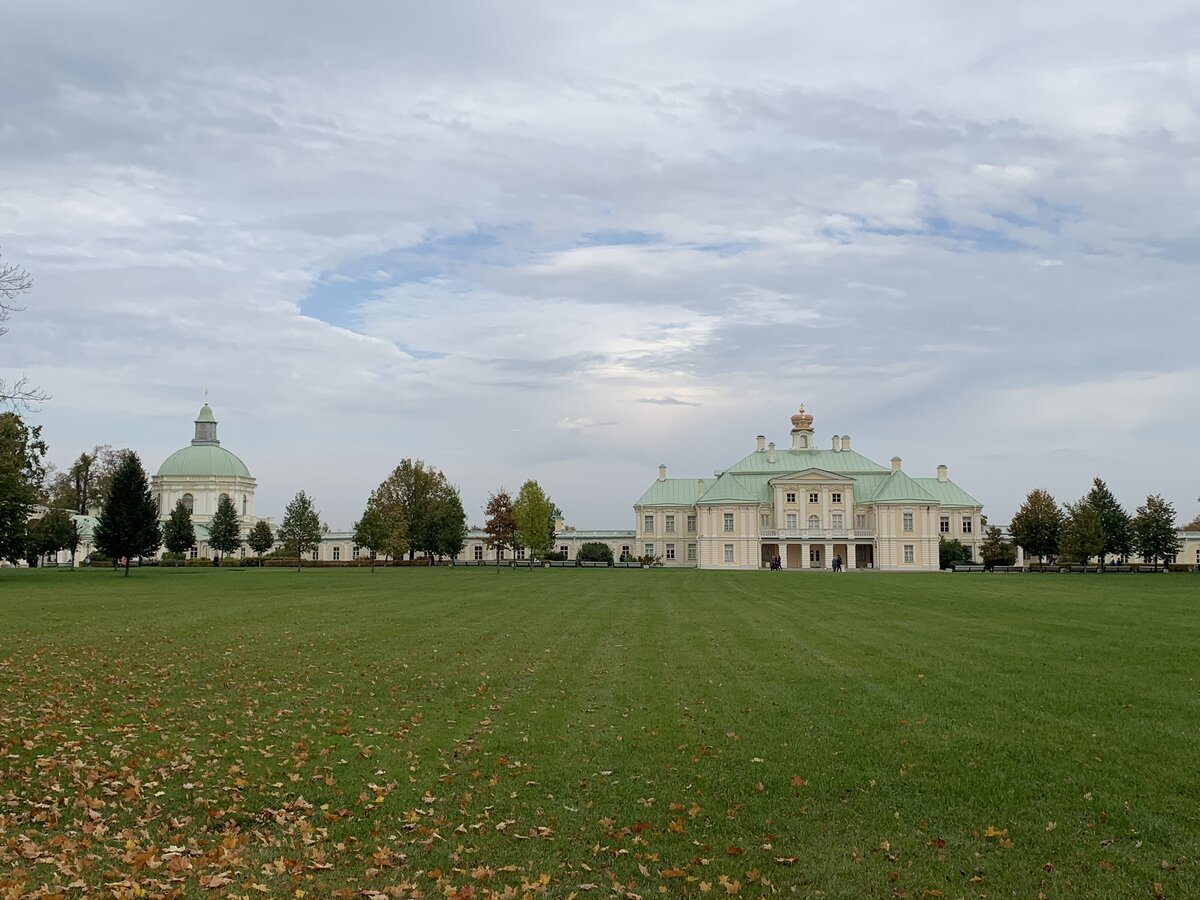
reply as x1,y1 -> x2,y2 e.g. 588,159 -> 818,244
193,403 -> 219,446
790,404 -> 814,431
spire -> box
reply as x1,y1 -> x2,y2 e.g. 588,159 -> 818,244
192,403 -> 219,446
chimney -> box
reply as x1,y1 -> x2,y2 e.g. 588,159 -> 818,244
767,442 -> 777,463
696,478 -> 705,496
937,464 -> 948,482
891,456 -> 902,473
841,434 -> 851,451
658,464 -> 667,482
832,435 -> 841,451
756,434 -> 766,452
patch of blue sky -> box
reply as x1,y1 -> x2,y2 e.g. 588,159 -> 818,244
844,215 -> 1024,252
691,240 -> 757,256
578,229 -> 662,246
988,195 -> 1081,234
302,227 -> 507,330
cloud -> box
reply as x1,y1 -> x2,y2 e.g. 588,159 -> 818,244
4,1 -> 1200,530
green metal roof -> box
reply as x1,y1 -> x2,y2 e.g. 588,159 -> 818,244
726,448 -> 890,475
195,404 -> 216,424
157,445 -> 252,479
697,472 -> 765,505
913,478 -> 982,507
634,478 -> 708,507
868,470 -> 937,504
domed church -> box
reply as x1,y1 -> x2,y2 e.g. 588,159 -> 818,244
152,404 -> 261,550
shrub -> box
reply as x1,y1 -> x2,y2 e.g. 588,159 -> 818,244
636,554 -> 663,567
577,542 -> 614,564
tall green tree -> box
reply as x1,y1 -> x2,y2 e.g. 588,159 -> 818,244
483,488 -> 517,572
352,505 -> 389,572
162,499 -> 196,566
0,412 -> 46,563
978,526 -> 1016,569
278,491 -> 322,572
938,537 -> 974,569
428,484 -> 467,562
94,452 -> 161,576
246,519 -> 276,565
1059,499 -> 1105,567
207,494 -> 242,563
1131,494 -> 1182,567
513,479 -> 555,561
1008,488 -> 1063,564
1085,477 -> 1132,563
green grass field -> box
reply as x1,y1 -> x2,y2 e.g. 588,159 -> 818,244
2,568 -> 1197,898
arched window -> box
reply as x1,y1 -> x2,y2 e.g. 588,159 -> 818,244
242,495 -> 247,515
181,493 -> 194,513
808,515 -> 820,531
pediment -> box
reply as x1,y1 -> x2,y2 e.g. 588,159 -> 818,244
768,468 -> 852,485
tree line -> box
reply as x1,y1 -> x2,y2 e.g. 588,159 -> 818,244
1007,478 -> 1185,568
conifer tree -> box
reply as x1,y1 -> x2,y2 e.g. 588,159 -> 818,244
246,519 -> 275,565
1059,499 -> 1105,567
94,452 -> 161,576
162,499 -> 196,566
1085,477 -> 1132,563
207,494 -> 242,563
1008,488 -> 1063,564
277,491 -> 321,572
1131,494 -> 1182,568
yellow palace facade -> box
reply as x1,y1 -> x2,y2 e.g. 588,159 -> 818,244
634,405 -> 984,571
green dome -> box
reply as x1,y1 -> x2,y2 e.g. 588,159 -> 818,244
157,444 -> 252,479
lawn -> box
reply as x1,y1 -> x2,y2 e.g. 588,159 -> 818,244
1,567 -> 1197,898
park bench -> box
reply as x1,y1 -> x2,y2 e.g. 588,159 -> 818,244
546,560 -> 575,567
613,561 -> 641,568
579,561 -> 609,568
512,559 -> 535,568
1105,565 -> 1132,573
993,566 -> 1024,574
952,565 -> 985,573
452,559 -> 482,566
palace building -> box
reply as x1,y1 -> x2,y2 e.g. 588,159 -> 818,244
634,404 -> 985,570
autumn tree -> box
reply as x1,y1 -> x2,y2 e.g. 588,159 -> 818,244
1085,477 -> 1132,563
207,494 -> 242,563
161,499 -> 196,566
0,412 -> 46,563
1131,494 -> 1182,568
278,491 -> 322,571
0,246 -> 47,409
1058,499 -> 1105,567
246,519 -> 276,565
978,526 -> 1016,569
1008,488 -> 1063,564
352,505 -> 389,572
94,452 -> 161,576
513,479 -> 555,561
484,489 -> 517,572
45,446 -> 130,515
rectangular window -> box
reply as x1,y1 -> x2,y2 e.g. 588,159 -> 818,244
903,511 -> 914,532
809,492 -> 819,504
809,547 -> 820,563
786,513 -> 797,529
644,515 -> 654,533
560,545 -> 568,556
832,512 -> 843,529
723,512 -> 734,532
856,513 -> 867,530
352,545 -> 360,559
332,546 -> 341,561
962,517 -> 973,534
904,545 -> 915,563
517,547 -> 526,560
760,513 -> 770,527
311,549 -> 319,561
831,492 -> 842,504
687,543 -> 696,561
474,545 -> 483,560
189,547 -> 197,559
645,543 -> 655,557
665,514 -> 675,532
724,544 -> 734,563
940,516 -> 950,534
686,514 -> 697,533
665,543 -> 675,560
621,545 -> 630,556
785,491 -> 796,503
239,547 -> 246,558
497,548 -> 505,560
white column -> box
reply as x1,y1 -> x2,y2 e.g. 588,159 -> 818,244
800,542 -> 808,569
824,543 -> 834,569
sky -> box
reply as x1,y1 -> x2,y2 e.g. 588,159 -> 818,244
3,0 -> 1199,530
